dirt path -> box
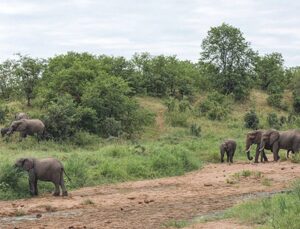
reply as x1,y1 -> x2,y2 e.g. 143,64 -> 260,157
1,160 -> 300,229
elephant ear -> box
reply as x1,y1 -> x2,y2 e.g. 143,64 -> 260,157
270,131 -> 280,145
22,159 -> 34,171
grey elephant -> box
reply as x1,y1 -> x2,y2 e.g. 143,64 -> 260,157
15,112 -> 29,120
259,129 -> 300,161
7,119 -> 45,141
15,157 -> 70,196
1,127 -> 9,137
220,139 -> 236,163
245,130 -> 269,163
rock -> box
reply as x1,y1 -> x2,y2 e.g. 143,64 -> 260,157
105,220 -> 112,224
127,197 -> 136,200
204,183 -> 213,187
138,201 -> 143,204
36,213 -> 42,218
120,207 -> 124,211
281,167 -> 285,170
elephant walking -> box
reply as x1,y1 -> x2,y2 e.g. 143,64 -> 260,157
259,129 -> 300,161
7,119 -> 45,141
220,139 -> 236,163
15,157 -> 71,196
245,130 -> 269,163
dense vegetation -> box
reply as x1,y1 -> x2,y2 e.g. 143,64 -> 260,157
0,23 -> 300,210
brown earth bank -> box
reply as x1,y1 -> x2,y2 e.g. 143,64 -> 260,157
1,159 -> 300,229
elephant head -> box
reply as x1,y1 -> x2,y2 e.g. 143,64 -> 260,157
15,112 -> 29,120
245,130 -> 262,160
15,158 -> 34,171
259,130 -> 279,152
1,127 -> 9,137
7,120 -> 26,135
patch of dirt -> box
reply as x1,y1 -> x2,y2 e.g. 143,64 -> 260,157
1,159 -> 300,228
155,108 -> 166,132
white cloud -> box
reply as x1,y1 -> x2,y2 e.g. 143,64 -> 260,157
0,0 -> 299,66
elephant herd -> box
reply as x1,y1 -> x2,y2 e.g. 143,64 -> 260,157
1,113 -> 70,197
221,129 -> 300,163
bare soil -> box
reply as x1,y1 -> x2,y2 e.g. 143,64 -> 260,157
1,159 -> 300,229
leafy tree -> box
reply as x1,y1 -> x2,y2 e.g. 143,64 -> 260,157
255,53 -> 286,94
39,52 -> 101,104
291,67 -> 300,113
200,23 -> 256,100
0,60 -> 18,100
15,54 -> 45,106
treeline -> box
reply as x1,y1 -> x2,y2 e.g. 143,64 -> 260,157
0,23 -> 299,140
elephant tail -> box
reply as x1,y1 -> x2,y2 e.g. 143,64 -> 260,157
63,169 -> 72,182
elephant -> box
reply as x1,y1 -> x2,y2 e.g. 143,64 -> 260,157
220,139 -> 236,163
15,157 -> 70,196
1,127 -> 9,137
15,112 -> 29,120
259,129 -> 300,161
7,119 -> 45,141
245,130 -> 269,163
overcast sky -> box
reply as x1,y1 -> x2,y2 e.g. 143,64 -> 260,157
0,0 -> 299,66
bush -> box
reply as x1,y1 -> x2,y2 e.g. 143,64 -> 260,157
267,93 -> 283,108
178,99 -> 191,112
190,123 -> 201,137
166,112 -> 189,127
102,117 -> 122,137
197,92 -> 230,120
244,110 -> 259,129
165,98 -> 176,112
293,96 -> 300,114
0,105 -> 8,124
267,112 -> 280,129
42,95 -> 80,140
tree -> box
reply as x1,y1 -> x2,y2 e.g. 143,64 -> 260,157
15,54 -> 45,106
200,23 -> 256,100
255,53 -> 286,94
0,60 -> 18,99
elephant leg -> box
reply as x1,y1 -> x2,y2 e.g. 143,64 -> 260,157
262,151 -> 268,162
60,175 -> 68,196
254,148 -> 260,163
220,151 -> 225,163
34,179 -> 38,196
28,170 -> 36,196
272,143 -> 280,161
226,151 -> 230,163
53,183 -> 60,196
229,151 -> 233,163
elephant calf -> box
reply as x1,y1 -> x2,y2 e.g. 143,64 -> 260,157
15,157 -> 71,196
220,139 -> 236,163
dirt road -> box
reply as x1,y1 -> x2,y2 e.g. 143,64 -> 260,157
1,160 -> 300,229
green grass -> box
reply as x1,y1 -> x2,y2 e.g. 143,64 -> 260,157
224,181 -> 300,228
0,90 -> 298,200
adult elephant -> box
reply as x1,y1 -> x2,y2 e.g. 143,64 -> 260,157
259,129 -> 300,161
15,157 -> 70,196
245,130 -> 269,163
7,119 -> 45,141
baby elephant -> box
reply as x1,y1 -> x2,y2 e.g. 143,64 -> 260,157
220,139 -> 237,163
15,157 -> 71,196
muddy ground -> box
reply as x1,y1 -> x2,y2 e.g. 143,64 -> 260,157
1,159 -> 300,229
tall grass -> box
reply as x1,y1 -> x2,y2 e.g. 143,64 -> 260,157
225,181 -> 300,228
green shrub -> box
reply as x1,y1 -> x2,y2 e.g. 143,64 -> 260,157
70,131 -> 98,147
178,99 -> 191,112
190,123 -> 201,137
267,112 -> 280,129
267,93 -> 283,108
102,117 -> 122,137
244,110 -> 259,129
0,105 -> 8,124
293,96 -> 300,113
166,112 -> 189,127
165,98 -> 176,112
197,92 -> 230,120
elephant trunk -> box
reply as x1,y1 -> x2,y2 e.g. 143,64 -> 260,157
247,150 -> 253,161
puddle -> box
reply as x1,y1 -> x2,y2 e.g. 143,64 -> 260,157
0,209 -> 81,224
